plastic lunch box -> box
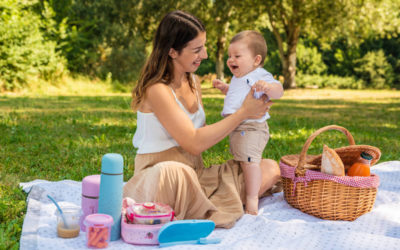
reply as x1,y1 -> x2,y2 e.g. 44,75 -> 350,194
126,202 -> 174,225
121,201 -> 174,245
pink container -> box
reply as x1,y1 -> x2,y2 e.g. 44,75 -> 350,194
80,175 -> 101,231
84,214 -> 113,249
126,202 -> 174,225
121,217 -> 163,245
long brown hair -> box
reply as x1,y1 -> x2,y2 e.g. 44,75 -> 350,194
131,11 -> 205,110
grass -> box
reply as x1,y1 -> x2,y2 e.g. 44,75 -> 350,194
1,81 -> 399,248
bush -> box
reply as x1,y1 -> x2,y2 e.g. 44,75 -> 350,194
354,50 -> 394,89
0,0 -> 66,91
296,74 -> 364,89
296,42 -> 327,75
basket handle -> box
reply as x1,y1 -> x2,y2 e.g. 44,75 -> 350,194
296,125 -> 356,175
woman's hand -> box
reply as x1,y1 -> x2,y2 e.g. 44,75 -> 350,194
239,88 -> 274,119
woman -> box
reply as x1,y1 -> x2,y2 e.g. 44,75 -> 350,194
123,10 -> 280,228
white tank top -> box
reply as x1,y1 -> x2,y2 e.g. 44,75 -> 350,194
132,87 -> 206,154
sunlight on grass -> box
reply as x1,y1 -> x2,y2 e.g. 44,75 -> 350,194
1,82 -> 399,249
2,76 -> 132,96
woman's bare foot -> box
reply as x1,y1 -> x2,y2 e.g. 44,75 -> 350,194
245,196 -> 259,215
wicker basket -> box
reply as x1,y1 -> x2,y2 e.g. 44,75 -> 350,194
279,125 -> 381,221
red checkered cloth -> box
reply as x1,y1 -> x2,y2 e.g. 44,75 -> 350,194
280,162 -> 380,195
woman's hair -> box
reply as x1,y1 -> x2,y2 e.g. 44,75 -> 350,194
132,10 -> 205,110
231,30 -> 267,66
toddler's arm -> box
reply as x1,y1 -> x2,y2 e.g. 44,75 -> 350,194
253,80 -> 283,99
212,79 -> 229,95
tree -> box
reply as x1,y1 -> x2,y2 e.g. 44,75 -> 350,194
262,1 -> 353,88
262,0 -> 400,89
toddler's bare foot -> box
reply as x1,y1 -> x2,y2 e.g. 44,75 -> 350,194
245,196 -> 259,215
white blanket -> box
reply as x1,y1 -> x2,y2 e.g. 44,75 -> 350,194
19,161 -> 400,250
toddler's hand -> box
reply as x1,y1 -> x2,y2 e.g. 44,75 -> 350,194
212,79 -> 229,94
253,80 -> 272,95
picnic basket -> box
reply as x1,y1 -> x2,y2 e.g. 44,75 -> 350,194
279,125 -> 381,221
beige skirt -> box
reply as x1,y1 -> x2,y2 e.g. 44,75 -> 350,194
123,146 -> 246,228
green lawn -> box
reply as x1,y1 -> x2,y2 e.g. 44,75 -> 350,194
1,86 -> 399,248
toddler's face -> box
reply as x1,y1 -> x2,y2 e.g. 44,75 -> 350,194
227,40 -> 259,78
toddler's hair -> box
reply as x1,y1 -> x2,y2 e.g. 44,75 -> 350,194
231,30 -> 267,65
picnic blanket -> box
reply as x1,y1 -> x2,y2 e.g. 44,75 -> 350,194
19,161 -> 400,250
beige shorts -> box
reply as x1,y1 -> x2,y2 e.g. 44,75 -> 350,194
229,122 -> 269,163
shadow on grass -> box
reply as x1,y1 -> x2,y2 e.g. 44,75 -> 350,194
0,92 -> 399,249
0,95 -> 399,184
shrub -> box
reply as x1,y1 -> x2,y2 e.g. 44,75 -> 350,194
296,42 -> 327,75
296,74 -> 364,89
354,50 -> 394,89
0,0 -> 66,91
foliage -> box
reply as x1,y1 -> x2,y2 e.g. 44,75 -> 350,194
296,74 -> 364,89
261,28 -> 282,76
354,50 -> 394,89
0,184 -> 26,249
0,0 -> 66,91
42,0 -> 147,83
296,41 -> 327,75
1,0 -> 400,90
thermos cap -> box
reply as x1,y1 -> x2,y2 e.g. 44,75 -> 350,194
101,153 -> 123,174
82,175 -> 101,197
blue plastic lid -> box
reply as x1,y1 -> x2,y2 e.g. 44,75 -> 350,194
101,153 -> 123,174
158,220 -> 219,247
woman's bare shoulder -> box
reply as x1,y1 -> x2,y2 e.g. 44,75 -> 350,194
140,83 -> 173,112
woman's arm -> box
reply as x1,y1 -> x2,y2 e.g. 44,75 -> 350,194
146,83 -> 271,155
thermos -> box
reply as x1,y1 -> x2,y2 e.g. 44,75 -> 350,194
98,153 -> 124,241
79,174 -> 101,231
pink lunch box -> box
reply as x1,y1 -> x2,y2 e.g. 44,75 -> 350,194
121,199 -> 174,245
121,216 -> 163,245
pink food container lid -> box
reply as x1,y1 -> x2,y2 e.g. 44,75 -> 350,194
82,175 -> 101,197
132,202 -> 173,218
84,213 -> 114,227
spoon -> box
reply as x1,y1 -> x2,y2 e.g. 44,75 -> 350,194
47,194 -> 69,229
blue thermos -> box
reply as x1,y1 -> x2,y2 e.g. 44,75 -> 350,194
98,153 -> 123,241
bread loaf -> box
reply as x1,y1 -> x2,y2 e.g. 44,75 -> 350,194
321,145 -> 345,176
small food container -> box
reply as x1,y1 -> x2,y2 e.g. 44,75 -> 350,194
126,202 -> 174,225
84,214 -> 114,248
121,218 -> 163,245
55,206 -> 81,238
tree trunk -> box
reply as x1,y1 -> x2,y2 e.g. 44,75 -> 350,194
282,49 -> 297,89
216,36 -> 225,80
214,12 -> 231,80
278,24 -> 300,89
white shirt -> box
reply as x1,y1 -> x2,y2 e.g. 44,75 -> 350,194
133,87 -> 206,154
222,67 -> 281,123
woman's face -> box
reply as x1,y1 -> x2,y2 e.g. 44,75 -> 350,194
171,32 -> 208,73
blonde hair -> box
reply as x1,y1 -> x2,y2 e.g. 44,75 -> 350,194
131,11 -> 205,110
231,30 -> 267,65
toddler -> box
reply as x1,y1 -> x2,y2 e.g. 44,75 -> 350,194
213,30 -> 283,215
